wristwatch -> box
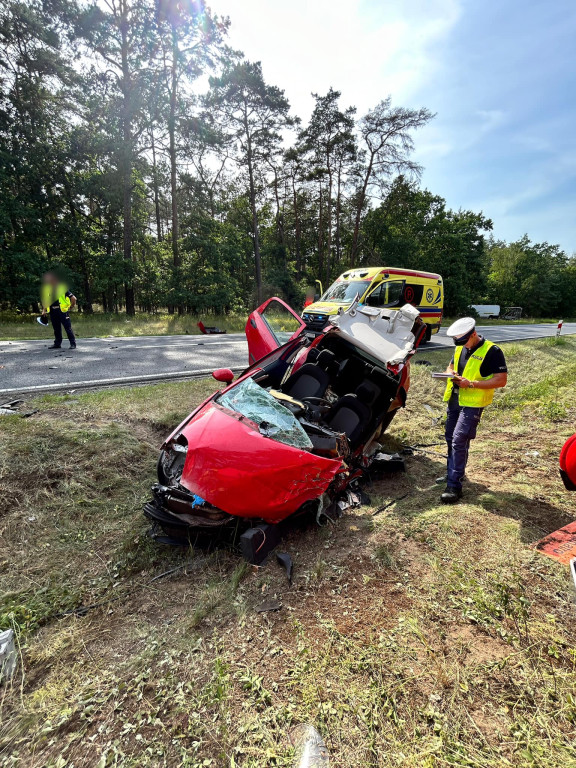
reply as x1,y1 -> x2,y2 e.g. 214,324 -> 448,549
469,382 -> 475,388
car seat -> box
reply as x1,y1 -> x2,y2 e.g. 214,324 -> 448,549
282,349 -> 337,401
325,379 -> 381,448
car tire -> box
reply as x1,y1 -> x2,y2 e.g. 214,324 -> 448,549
157,454 -> 169,485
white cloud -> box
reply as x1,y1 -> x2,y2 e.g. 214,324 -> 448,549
212,0 -> 461,119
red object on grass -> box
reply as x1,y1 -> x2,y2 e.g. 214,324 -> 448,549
559,433 -> 576,491
536,521 -> 576,565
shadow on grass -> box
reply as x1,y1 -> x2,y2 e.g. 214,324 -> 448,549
461,479 -> 573,543
377,444 -> 573,545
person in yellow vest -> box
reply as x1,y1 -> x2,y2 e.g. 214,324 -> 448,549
41,272 -> 77,350
440,317 -> 507,503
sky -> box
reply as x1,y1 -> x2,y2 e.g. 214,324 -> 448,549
213,0 -> 576,254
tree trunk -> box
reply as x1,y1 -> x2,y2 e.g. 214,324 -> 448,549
335,165 -> 342,267
292,176 -> 302,277
317,185 -> 324,282
244,112 -> 262,305
151,129 -> 162,241
62,176 -> 93,313
120,1 -> 135,316
169,25 -> 181,313
326,165 -> 333,286
351,154 -> 374,266
271,167 -> 284,247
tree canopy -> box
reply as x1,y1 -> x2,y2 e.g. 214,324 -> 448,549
0,0 -> 573,318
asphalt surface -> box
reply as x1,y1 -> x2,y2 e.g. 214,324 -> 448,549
0,322 -> 574,396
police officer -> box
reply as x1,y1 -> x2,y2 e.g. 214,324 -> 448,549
41,272 -> 77,350
440,318 -> 507,503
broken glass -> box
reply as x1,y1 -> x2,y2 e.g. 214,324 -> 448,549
219,377 -> 313,450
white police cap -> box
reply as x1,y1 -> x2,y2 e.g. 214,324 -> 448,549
446,317 -> 476,338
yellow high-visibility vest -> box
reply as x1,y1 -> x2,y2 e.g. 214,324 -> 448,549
41,284 -> 71,313
443,340 -> 496,408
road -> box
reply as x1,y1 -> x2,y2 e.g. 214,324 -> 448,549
0,322 -> 574,396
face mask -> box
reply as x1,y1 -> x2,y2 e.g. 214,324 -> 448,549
453,328 -> 475,346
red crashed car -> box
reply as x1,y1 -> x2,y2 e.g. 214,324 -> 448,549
144,297 -> 425,547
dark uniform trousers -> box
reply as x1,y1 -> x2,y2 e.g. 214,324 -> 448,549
445,405 -> 483,491
50,307 -> 76,347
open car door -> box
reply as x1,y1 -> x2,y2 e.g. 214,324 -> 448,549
246,297 -> 307,365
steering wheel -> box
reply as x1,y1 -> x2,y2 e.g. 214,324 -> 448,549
302,396 -> 332,408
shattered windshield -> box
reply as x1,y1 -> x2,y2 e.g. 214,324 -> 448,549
321,280 -> 369,303
218,377 -> 313,451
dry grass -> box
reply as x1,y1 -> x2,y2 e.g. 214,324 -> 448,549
1,337 -> 576,767
0,311 -> 246,341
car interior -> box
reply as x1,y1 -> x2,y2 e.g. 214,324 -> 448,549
249,335 -> 405,455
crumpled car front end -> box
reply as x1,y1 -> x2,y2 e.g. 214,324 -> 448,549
144,380 -> 344,542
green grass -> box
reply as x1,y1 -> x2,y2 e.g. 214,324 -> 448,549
1,337 -> 576,766
0,311 -> 247,340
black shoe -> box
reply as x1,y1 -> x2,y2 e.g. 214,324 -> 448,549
69,344 -> 77,349
441,487 -> 462,504
48,344 -> 61,349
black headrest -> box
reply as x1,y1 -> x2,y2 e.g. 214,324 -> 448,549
355,380 -> 380,406
306,347 -> 320,364
369,367 -> 389,386
316,349 -> 336,371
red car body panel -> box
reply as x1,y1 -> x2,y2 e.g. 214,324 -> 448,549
245,296 -> 307,365
177,402 -> 343,523
560,433 -> 576,491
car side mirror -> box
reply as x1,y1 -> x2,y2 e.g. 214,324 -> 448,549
212,368 -> 234,384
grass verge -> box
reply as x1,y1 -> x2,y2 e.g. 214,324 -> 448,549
1,337 -> 575,766
0,312 -> 247,340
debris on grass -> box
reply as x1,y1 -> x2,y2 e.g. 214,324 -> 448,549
197,320 -> 227,334
255,598 -> 282,613
0,629 -> 17,683
276,551 -> 294,584
291,724 -> 330,767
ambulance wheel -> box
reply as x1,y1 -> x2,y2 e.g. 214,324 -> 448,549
421,326 -> 432,344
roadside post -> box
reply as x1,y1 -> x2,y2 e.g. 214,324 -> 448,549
557,320 -> 563,337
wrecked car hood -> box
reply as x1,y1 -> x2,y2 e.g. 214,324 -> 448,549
177,403 -> 342,523
328,301 -> 420,365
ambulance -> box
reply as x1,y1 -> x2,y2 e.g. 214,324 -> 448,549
302,267 -> 444,340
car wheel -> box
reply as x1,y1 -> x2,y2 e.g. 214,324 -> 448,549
157,454 -> 169,485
